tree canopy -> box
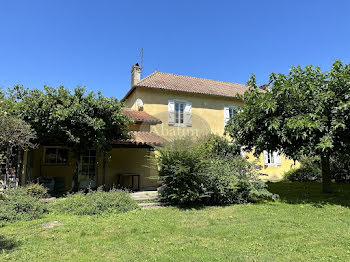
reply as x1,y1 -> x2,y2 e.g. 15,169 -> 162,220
11,85 -> 132,154
10,85 -> 133,190
0,90 -> 37,186
226,60 -> 350,193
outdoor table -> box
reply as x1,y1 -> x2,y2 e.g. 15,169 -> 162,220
117,173 -> 140,191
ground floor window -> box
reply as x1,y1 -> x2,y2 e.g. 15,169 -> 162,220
81,150 -> 97,180
264,150 -> 281,166
44,147 -> 69,164
79,150 -> 97,189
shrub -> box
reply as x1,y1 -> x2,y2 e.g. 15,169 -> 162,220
25,183 -> 48,198
0,187 -> 47,223
283,156 -> 321,182
331,153 -> 350,183
205,157 -> 276,205
156,137 -> 276,206
198,134 -> 241,158
157,139 -> 209,205
50,188 -> 139,215
283,155 -> 350,183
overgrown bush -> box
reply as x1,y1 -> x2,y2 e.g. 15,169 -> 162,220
0,187 -> 48,223
156,135 -> 276,206
50,188 -> 139,215
331,153 -> 350,183
198,134 -> 241,158
284,156 -> 321,182
25,183 -> 48,198
156,138 -> 208,205
284,155 -> 350,183
205,157 -> 276,205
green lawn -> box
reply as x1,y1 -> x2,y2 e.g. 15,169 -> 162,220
1,183 -> 350,261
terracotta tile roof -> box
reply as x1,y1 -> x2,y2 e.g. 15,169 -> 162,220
123,71 -> 249,100
122,109 -> 162,124
115,131 -> 164,147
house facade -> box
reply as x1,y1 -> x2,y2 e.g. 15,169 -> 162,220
123,64 -> 298,181
20,63 -> 297,192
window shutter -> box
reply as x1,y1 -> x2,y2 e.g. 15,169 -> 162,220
240,147 -> 244,157
263,150 -> 269,165
184,102 -> 192,127
224,107 -> 230,125
274,151 -> 282,166
168,100 -> 175,125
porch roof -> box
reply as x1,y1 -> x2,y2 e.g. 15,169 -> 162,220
114,131 -> 164,147
122,109 -> 162,125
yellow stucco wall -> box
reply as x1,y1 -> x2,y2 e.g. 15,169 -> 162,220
98,148 -> 159,189
126,88 -> 243,138
125,87 -> 298,180
29,146 -> 158,191
30,147 -> 76,191
244,151 -> 299,181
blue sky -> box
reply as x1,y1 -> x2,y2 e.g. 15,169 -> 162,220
1,0 -> 350,99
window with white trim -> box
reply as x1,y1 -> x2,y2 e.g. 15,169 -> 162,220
44,147 -> 69,164
263,150 -> 281,166
224,106 -> 237,125
175,102 -> 185,125
168,100 -> 192,127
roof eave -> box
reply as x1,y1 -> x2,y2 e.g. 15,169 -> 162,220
133,119 -> 162,125
121,85 -> 137,102
129,85 -> 244,100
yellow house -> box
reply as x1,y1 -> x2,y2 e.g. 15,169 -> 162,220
123,63 -> 298,181
22,63 -> 297,192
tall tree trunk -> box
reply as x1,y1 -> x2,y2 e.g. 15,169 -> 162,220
4,147 -> 10,187
72,159 -> 80,192
102,152 -> 106,188
17,147 -> 23,188
4,147 -> 13,187
321,152 -> 332,193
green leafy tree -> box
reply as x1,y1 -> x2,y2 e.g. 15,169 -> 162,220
226,60 -> 350,193
11,85 -> 132,191
0,92 -> 37,186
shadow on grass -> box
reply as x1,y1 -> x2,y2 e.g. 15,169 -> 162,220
0,235 -> 19,252
174,203 -> 206,210
268,182 -> 350,208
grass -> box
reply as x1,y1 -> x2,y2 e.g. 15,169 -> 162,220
1,183 -> 350,261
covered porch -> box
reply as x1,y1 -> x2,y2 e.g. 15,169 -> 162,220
21,108 -> 164,193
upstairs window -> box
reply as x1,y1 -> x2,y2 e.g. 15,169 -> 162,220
224,106 -> 237,125
44,147 -> 69,164
168,100 -> 192,127
263,151 -> 281,166
175,102 -> 185,124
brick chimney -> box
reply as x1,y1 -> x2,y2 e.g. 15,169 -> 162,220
131,63 -> 142,88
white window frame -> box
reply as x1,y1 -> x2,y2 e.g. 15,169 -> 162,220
224,106 -> 237,126
228,107 -> 235,119
43,146 -> 69,165
174,101 -> 186,126
169,99 -> 191,127
264,150 -> 281,166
